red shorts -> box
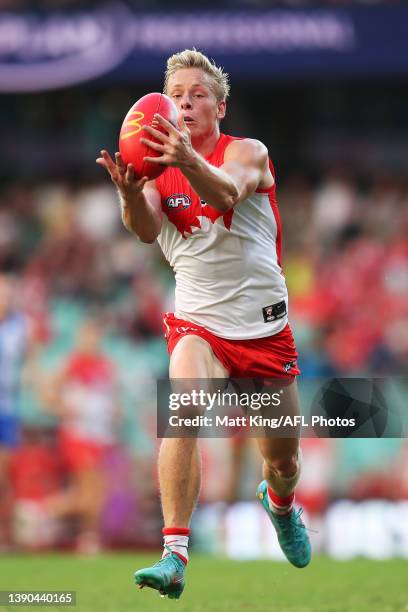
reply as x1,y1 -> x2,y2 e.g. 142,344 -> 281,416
59,430 -> 109,473
163,313 -> 300,379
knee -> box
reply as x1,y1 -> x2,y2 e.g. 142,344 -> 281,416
266,454 -> 299,479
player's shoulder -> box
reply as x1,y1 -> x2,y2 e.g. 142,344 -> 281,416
224,136 -> 269,159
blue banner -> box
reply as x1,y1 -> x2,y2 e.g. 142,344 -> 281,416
0,4 -> 407,91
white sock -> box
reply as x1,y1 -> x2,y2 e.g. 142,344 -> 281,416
162,532 -> 189,564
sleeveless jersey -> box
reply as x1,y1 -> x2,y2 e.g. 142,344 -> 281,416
156,133 -> 288,340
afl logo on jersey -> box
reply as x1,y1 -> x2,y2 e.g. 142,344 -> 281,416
166,194 -> 191,211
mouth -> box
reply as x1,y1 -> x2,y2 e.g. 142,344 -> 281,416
183,116 -> 195,125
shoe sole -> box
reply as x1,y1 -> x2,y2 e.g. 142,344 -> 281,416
135,572 -> 184,599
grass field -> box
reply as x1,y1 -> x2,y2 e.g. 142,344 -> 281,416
0,553 -> 407,612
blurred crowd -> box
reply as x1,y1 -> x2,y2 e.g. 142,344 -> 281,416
1,169 -> 407,375
280,170 -> 408,375
0,169 -> 407,553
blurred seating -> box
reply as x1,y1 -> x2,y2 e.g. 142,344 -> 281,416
0,167 -> 407,550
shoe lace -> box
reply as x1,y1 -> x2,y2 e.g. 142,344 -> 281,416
278,508 -> 317,541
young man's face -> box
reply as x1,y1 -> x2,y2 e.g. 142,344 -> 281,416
166,68 -> 226,140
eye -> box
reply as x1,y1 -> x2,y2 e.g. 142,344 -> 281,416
172,94 -> 182,99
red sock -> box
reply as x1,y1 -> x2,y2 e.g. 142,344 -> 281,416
162,527 -> 190,564
267,487 -> 295,515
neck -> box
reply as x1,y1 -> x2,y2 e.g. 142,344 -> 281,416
191,125 -> 221,158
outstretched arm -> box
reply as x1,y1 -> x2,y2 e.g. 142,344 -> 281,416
96,150 -> 162,243
142,115 -> 270,212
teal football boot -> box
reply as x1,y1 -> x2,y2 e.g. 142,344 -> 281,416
134,545 -> 186,599
257,480 -> 311,568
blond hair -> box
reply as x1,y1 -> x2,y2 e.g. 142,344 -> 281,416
164,49 -> 230,101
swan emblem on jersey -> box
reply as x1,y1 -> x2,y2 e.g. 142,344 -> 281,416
164,194 -> 234,239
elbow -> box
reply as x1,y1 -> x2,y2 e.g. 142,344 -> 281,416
228,183 -> 240,209
220,198 -> 236,212
122,218 -> 158,243
136,226 -> 160,243
133,229 -> 158,243
124,226 -> 156,244
215,200 -> 232,213
140,235 -> 157,244
218,185 -> 240,212
224,197 -> 239,212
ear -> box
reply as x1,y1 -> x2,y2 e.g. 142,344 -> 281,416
217,100 -> 226,121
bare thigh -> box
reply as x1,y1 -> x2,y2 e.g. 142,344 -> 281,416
170,335 -> 228,380
168,334 -> 229,424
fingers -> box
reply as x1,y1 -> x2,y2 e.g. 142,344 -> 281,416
143,125 -> 169,143
138,176 -> 149,189
99,150 -> 116,173
96,150 -> 121,185
96,156 -> 113,172
178,115 -> 191,134
115,152 -> 126,175
124,165 -> 148,190
143,156 -> 164,164
96,150 -> 140,189
97,149 -> 152,187
125,163 -> 134,183
154,113 -> 179,135
140,137 -> 164,153
96,158 -> 119,185
95,157 -> 108,168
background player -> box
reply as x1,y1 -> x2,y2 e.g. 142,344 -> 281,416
97,49 -> 311,599
44,318 -> 120,554
0,275 -> 29,549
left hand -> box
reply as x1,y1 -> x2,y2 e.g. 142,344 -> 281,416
141,114 -> 195,168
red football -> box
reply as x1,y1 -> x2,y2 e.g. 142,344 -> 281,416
119,92 -> 178,180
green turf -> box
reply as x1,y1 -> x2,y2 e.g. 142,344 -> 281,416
0,553 -> 407,612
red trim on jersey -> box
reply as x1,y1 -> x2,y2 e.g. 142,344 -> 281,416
255,158 -> 276,193
269,191 -> 282,269
257,159 -> 282,269
252,158 -> 282,268
205,133 -> 240,163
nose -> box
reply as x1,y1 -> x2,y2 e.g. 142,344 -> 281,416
180,95 -> 192,110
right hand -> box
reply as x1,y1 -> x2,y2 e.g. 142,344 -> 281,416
96,150 -> 148,200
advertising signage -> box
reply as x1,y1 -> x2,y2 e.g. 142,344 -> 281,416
0,4 -> 407,91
